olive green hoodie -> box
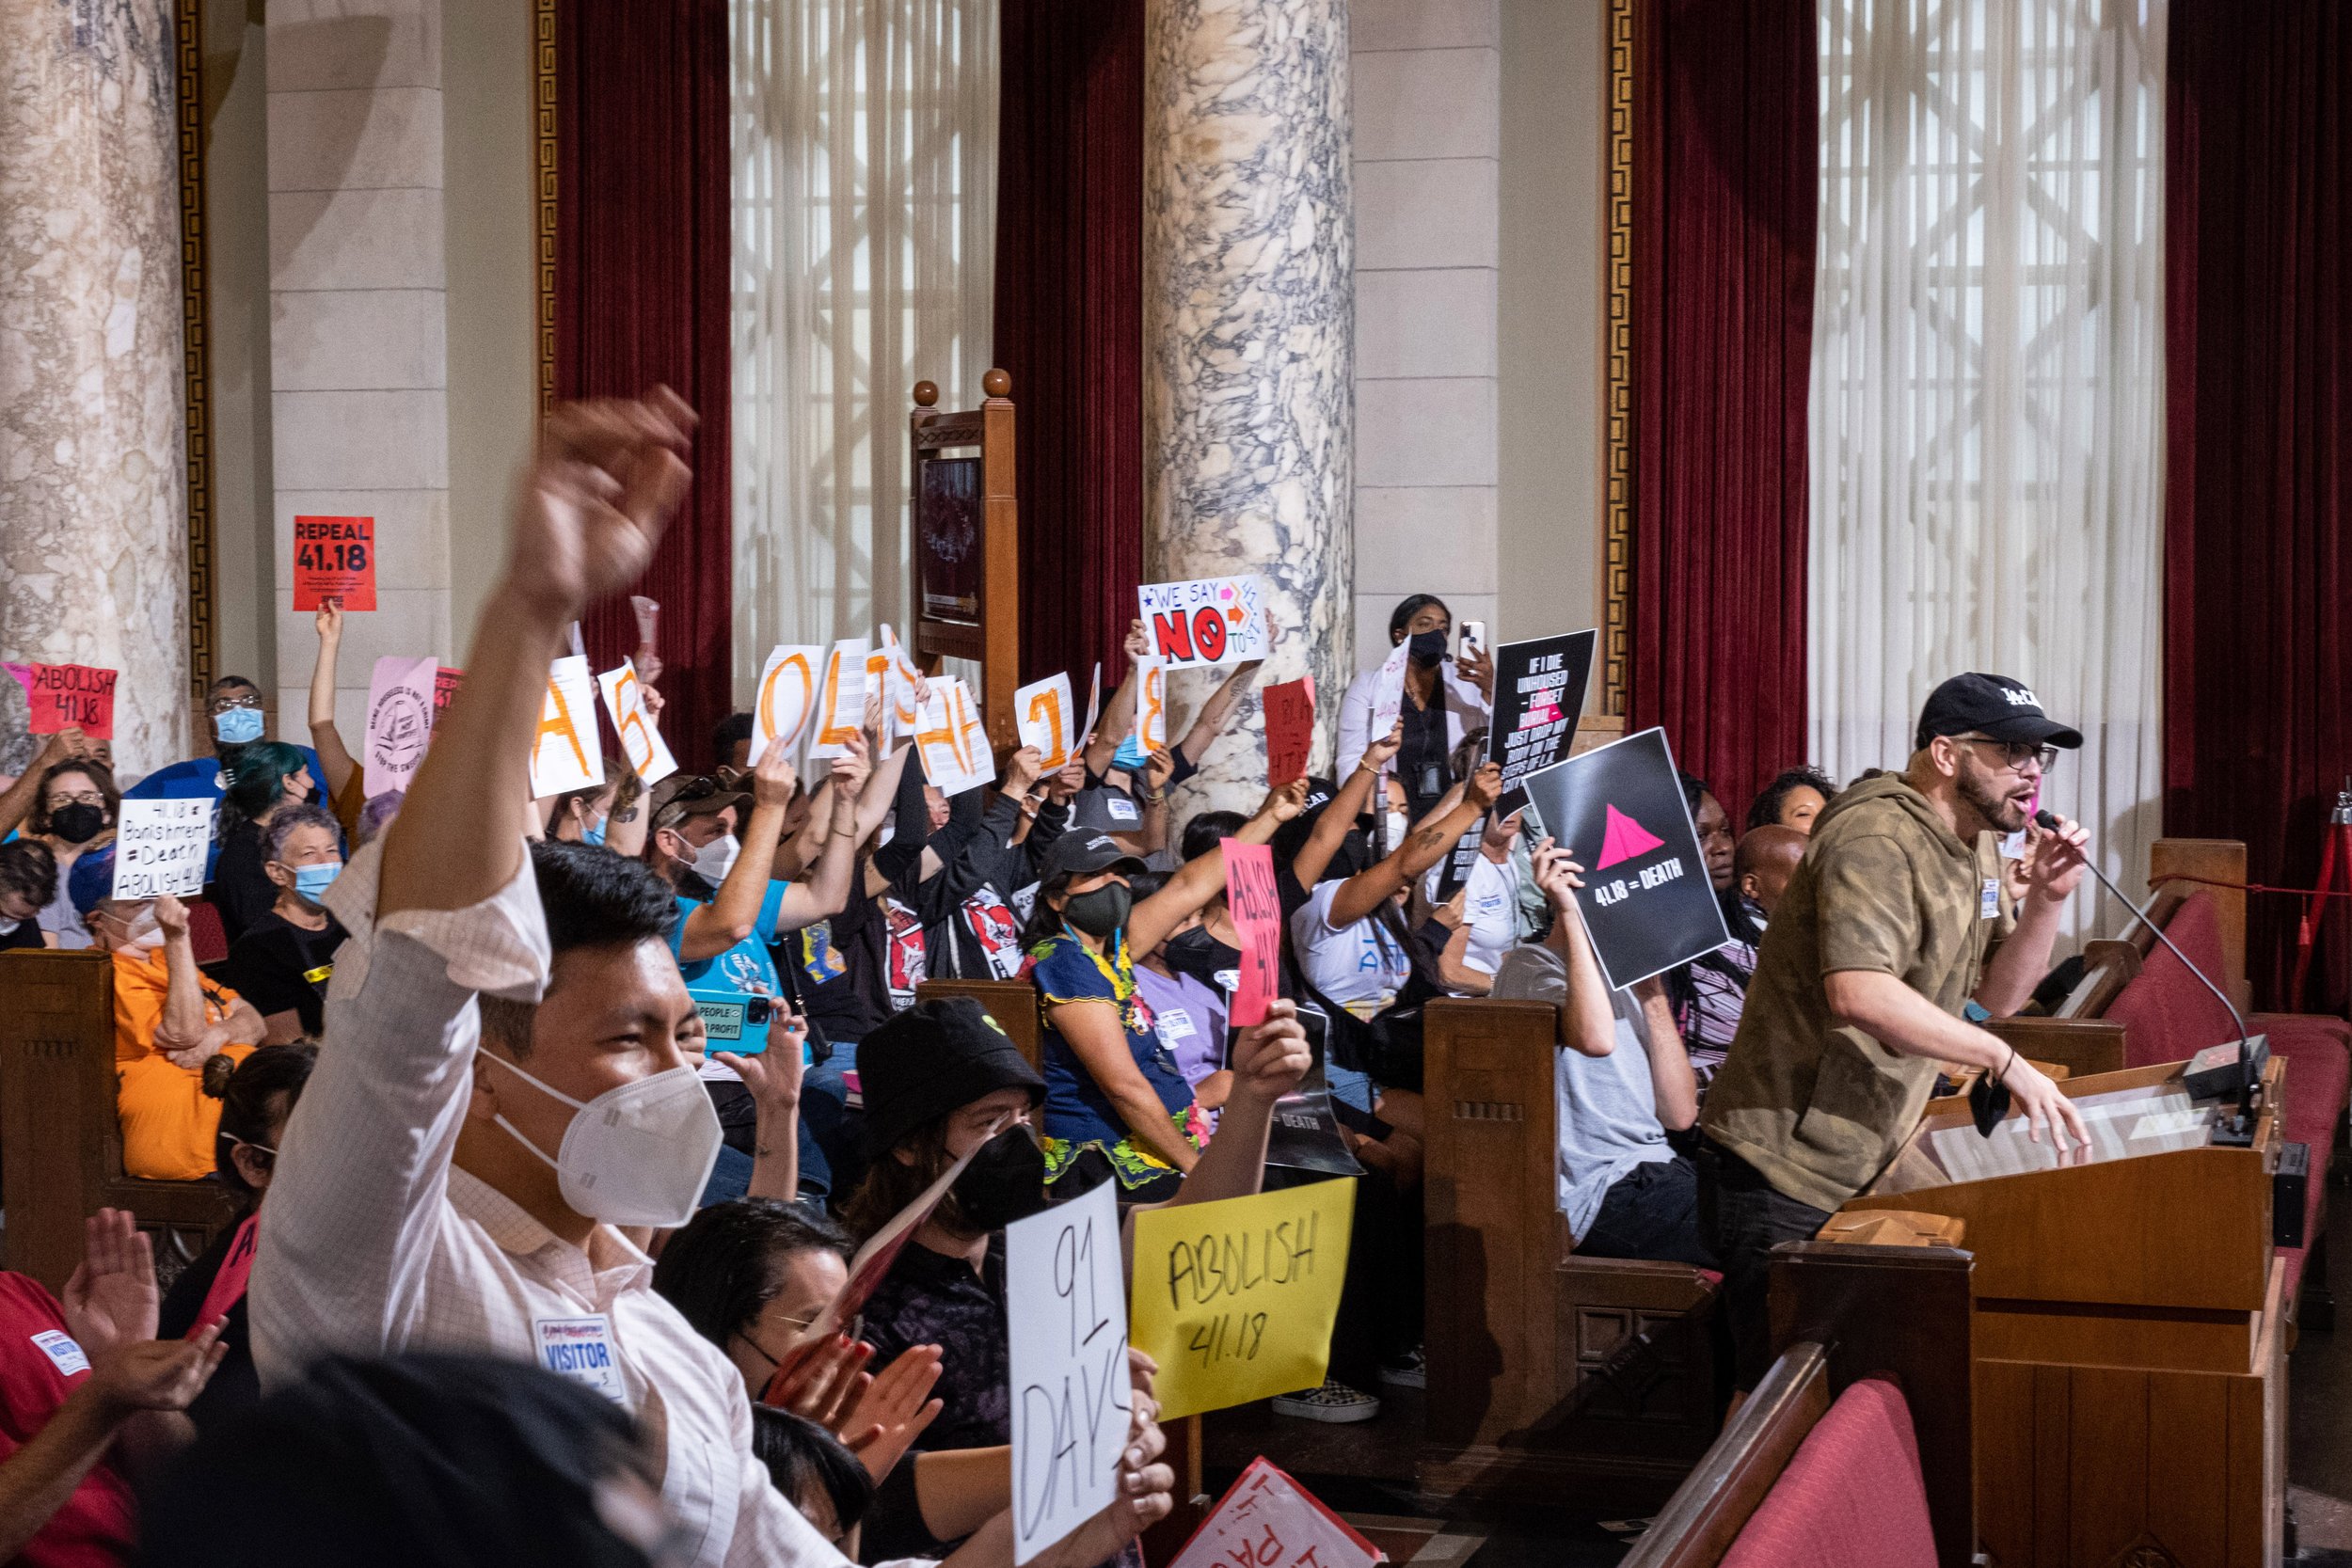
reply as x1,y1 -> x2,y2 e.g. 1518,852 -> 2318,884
1699,770 -> 2011,1212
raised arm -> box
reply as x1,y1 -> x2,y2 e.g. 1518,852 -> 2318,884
680,742 -> 800,960
772,738 -> 872,930
379,392 -> 692,919
148,895 -> 212,1054
1084,620 -> 1152,775
1175,614 -> 1272,764
1291,722 -> 1399,889
306,601 -> 358,803
1149,1000 -> 1309,1209
0,728 -> 90,841
1127,781 -> 1307,955
1532,839 -> 1619,1058
1326,762 -> 1501,929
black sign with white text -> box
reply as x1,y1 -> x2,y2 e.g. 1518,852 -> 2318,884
1485,631 -> 1597,792
1519,726 -> 1730,989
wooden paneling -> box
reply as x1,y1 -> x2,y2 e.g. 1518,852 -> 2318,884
914,978 -> 1043,1070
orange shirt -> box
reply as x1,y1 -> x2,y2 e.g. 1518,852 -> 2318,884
110,950 -> 255,1181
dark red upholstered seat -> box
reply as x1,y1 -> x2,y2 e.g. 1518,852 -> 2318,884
1718,1376 -> 1937,1568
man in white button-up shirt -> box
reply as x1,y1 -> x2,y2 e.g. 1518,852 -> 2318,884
249,391 -> 1173,1568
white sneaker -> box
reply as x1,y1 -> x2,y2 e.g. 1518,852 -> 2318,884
1271,1379 -> 1382,1423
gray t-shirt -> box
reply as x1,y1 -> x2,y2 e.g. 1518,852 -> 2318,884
1490,942 -> 1674,1243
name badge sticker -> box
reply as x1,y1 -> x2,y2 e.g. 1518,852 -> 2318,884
534,1314 -> 627,1405
1106,795 -> 1139,823
1156,1007 -> 1198,1044
30,1330 -> 88,1379
1980,879 -> 2000,921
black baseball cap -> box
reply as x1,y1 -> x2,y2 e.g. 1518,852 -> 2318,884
1042,830 -> 1149,883
649,773 -> 751,833
859,997 -> 1044,1155
1914,673 -> 2084,753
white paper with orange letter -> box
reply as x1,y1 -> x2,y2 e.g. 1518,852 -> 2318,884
596,659 -> 677,787
808,639 -> 870,760
750,644 -> 822,767
530,656 -> 604,798
914,677 -> 993,797
1014,673 -> 1075,769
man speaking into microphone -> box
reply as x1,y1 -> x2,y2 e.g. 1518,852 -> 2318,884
1696,673 -> 2096,1385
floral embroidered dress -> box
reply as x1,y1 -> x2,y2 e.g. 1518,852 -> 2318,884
1026,929 -> 1211,1189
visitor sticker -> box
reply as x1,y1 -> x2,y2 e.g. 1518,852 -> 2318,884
292,515 -> 375,611
534,1315 -> 627,1405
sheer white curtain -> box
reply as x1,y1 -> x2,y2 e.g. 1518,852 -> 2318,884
1809,0 -> 2166,934
732,0 -> 998,687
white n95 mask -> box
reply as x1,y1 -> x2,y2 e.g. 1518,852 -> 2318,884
692,832 -> 739,884
482,1053 -> 722,1228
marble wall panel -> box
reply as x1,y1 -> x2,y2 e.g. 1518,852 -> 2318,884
1357,267 -> 1498,380
1145,0 -> 1355,806
0,0 -> 191,771
270,187 -> 447,292
270,289 -> 448,391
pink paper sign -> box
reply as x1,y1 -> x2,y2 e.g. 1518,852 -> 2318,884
1223,840 -> 1281,1028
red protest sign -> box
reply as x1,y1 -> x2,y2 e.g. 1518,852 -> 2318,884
1263,675 -> 1316,786
293,515 -> 376,610
434,667 -> 462,721
1223,840 -> 1282,1027
24,663 -> 119,740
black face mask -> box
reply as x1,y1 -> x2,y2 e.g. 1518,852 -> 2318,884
50,803 -> 106,845
1061,882 -> 1132,942
1407,628 -> 1447,668
1163,925 -> 1239,990
946,1125 -> 1050,1232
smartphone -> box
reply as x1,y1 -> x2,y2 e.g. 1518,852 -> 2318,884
1459,621 -> 1486,660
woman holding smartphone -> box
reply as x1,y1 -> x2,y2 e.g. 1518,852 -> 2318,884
1333,594 -> 1496,828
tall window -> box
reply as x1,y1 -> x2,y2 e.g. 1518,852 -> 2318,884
732,0 -> 997,682
1808,0 -> 2166,927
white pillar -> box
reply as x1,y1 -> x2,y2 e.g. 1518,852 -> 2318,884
266,0 -> 451,750
0,0 -> 191,770
1144,0 -> 1354,806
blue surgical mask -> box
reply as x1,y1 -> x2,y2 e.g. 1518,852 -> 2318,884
583,816 -> 608,847
1113,735 -> 1149,771
215,707 -> 265,744
292,863 -> 342,903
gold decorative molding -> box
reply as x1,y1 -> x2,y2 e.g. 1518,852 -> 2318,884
535,0 -> 560,418
1601,0 -> 1636,718
176,0 -> 216,705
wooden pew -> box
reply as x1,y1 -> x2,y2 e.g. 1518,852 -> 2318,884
1420,996 -> 1722,1507
914,976 -> 1042,1069
0,950 -> 242,1292
1623,1241 -> 1976,1568
914,977 -> 1205,1565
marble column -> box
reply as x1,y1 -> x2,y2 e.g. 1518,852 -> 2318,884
0,1 -> 191,770
1144,0 -> 1353,812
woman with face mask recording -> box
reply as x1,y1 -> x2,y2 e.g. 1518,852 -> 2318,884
1333,594 -> 1495,829
1019,780 -> 1306,1202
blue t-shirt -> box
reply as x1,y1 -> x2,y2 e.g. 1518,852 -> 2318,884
1028,931 -> 1206,1189
671,883 -> 789,1054
122,747 -> 326,877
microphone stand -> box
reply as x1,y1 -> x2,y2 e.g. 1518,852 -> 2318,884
2042,813 -> 2265,1146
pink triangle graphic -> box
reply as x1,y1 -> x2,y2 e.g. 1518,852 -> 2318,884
1595,803 -> 1668,870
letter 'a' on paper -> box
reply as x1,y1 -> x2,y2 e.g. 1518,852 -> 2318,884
530,656 -> 604,799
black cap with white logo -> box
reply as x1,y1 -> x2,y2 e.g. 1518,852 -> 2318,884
1914,673 -> 2085,753
1043,830 -> 1149,882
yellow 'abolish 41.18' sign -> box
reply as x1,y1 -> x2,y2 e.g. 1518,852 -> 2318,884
1128,1180 -> 1355,1420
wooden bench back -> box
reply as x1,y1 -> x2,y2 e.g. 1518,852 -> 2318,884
0,950 -> 241,1291
1624,1242 -> 1976,1568
913,978 -> 1043,1069
1421,996 -> 1721,1503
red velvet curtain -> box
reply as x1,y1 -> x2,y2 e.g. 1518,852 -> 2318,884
2164,1 -> 2352,1007
553,0 -> 733,773
992,0 -> 1144,687
1628,0 -> 1816,820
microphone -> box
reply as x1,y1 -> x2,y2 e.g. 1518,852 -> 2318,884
2034,810 -> 2265,1143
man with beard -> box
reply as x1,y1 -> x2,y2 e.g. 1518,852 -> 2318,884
1694,673 -> 2094,1386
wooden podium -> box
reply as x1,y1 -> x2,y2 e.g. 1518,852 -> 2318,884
1836,1057 -> 2291,1568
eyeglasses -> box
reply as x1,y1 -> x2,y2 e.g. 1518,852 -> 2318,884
44,790 -> 104,809
1953,736 -> 2059,773
207,692 -> 262,715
